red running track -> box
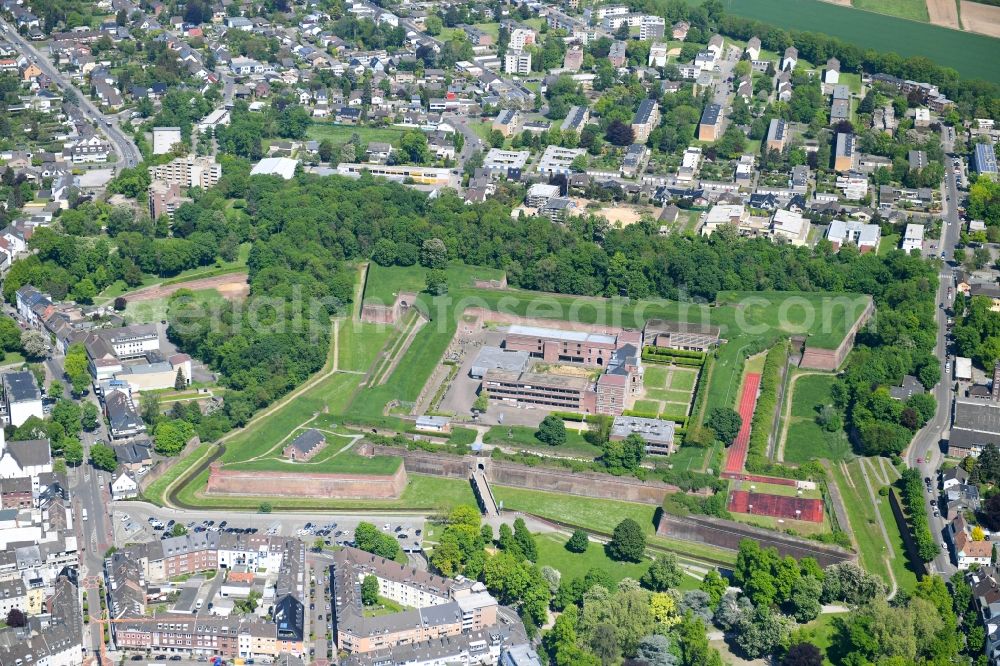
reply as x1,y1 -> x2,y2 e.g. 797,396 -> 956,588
723,372 -> 761,475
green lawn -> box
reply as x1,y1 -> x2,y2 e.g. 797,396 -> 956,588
666,444 -> 709,472
827,459 -> 917,591
143,444 -> 213,505
364,596 -> 410,618
306,123 -> 410,150
705,0 -> 1000,82
0,351 -> 26,367
534,533 -> 652,584
669,369 -> 698,391
785,420 -> 852,464
783,374 -> 853,464
337,318 -> 394,372
644,365 -> 669,389
226,448 -> 401,475
829,461 -> 888,584
874,481 -> 919,592
363,262 -> 505,305
482,424 -> 603,458
492,486 -> 658,534
879,233 -> 901,256
852,0 -> 929,22
127,288 -> 227,325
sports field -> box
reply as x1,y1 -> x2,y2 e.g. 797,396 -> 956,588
723,372 -> 761,475
708,0 -> 1000,82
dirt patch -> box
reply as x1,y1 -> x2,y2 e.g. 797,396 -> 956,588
818,0 -> 852,5
961,0 -> 1000,36
928,0 -> 961,29
124,273 -> 250,302
573,200 -> 651,226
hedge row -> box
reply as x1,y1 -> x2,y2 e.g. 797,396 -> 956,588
688,355 -> 713,427
552,411 -> 586,422
898,468 -> 944,562
744,342 -> 788,474
642,346 -> 707,360
642,350 -> 705,367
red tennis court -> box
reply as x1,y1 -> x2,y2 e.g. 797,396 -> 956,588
723,372 -> 761,474
728,490 -> 825,523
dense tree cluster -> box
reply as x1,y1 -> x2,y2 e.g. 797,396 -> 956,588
954,294 -> 1000,369
899,468 -> 946,561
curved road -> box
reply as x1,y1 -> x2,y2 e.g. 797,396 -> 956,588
1,21 -> 141,168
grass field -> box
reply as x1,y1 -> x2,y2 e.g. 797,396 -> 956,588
482,424 -> 604,458
126,288 -> 227,325
852,0 -> 929,21
492,485 -> 657,534
142,444 -> 213,505
534,533 -> 653,584
828,461 -> 890,584
667,444 -> 710,472
783,374 -> 852,464
701,0 -> 1000,82
306,123 -> 410,150
879,233 -> 901,256
217,316 -> 392,468
176,471 -> 477,511
828,459 -> 917,591
363,262 -> 505,305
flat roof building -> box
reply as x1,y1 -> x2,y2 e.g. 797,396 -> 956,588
901,223 -> 925,252
250,157 -> 299,180
611,416 -> 676,456
974,142 -> 998,176
698,103 -> 723,142
827,219 -> 879,253
834,133 -> 856,172
765,118 -> 787,152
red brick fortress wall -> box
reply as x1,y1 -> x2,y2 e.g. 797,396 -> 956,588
800,297 -> 874,370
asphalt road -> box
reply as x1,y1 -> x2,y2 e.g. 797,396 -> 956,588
1,21 -> 141,168
904,125 -> 961,577
444,113 -> 486,166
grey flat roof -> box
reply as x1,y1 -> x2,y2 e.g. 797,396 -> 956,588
471,346 -> 529,377
700,103 -> 721,126
507,324 -> 616,345
3,371 -> 40,403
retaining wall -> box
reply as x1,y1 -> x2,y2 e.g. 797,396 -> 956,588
138,436 -> 202,493
800,297 -> 875,370
657,513 -> 854,567
369,445 -> 682,505
205,462 -> 408,498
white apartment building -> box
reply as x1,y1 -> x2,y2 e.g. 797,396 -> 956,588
148,156 -> 223,189
504,49 -> 532,75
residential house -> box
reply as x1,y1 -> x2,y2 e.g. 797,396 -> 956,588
826,220 -> 880,253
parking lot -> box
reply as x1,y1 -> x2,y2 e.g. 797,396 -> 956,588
112,506 -> 425,552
